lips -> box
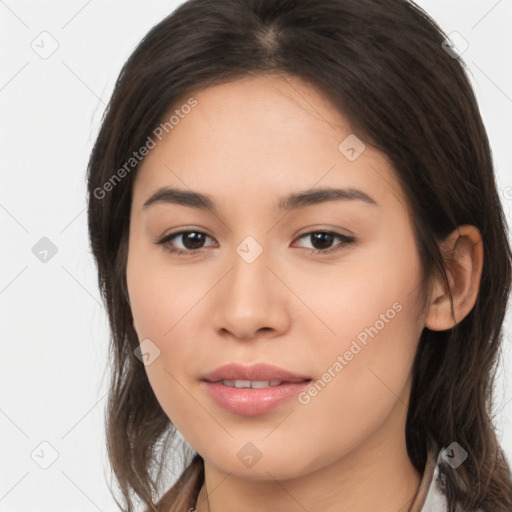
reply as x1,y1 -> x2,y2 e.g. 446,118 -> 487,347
200,363 -> 312,415
200,362 -> 312,384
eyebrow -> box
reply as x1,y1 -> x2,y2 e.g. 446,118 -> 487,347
142,186 -> 378,213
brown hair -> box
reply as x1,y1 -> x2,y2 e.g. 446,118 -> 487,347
86,0 -> 512,510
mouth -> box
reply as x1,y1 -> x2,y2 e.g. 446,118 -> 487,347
199,363 -> 313,416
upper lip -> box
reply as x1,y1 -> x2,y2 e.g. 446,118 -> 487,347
201,363 -> 312,383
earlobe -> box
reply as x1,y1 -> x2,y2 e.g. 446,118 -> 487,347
425,225 -> 484,331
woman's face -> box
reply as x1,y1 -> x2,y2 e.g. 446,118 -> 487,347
126,74 -> 427,480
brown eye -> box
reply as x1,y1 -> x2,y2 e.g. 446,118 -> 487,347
294,231 -> 355,254
157,230 -> 216,255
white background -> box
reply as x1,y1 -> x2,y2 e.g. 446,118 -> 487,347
1,1 -> 511,510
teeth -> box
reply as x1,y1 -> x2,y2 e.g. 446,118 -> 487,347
219,379 -> 283,388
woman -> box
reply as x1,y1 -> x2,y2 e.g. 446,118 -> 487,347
86,0 -> 512,511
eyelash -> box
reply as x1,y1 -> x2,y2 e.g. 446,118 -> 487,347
156,229 -> 355,256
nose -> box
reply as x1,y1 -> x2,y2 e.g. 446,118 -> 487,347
211,242 -> 291,341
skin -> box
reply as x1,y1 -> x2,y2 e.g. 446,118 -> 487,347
125,74 -> 483,512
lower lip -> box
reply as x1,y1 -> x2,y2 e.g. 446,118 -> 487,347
201,380 -> 311,416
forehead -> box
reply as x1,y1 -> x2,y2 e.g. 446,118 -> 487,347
131,74 -> 407,215
141,73 -> 347,165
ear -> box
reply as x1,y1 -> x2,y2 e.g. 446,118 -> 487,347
425,225 -> 484,331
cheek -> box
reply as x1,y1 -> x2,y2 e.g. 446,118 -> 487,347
298,229 -> 423,412
126,240 -> 205,339
127,265 -> 204,387
296,226 -> 423,352
126,243 -> 213,407
126,256 -> 205,431
292,292 -> 421,471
